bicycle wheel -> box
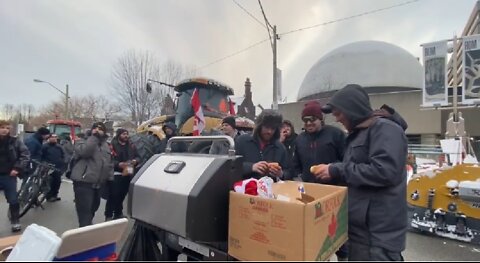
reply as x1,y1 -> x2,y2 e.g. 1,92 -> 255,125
17,177 -> 40,218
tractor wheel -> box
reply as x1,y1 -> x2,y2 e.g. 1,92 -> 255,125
188,141 -> 212,154
130,133 -> 163,167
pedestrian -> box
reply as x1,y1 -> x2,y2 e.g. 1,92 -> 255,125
104,128 -> 139,221
70,122 -> 114,227
292,100 -> 348,260
235,109 -> 290,180
279,120 -> 297,160
158,122 -> 188,153
41,134 -> 66,202
293,101 -> 346,183
0,120 -> 30,232
315,84 -> 408,261
209,116 -> 240,155
24,126 -> 50,162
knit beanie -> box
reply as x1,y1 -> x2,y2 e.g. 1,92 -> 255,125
116,128 -> 128,137
301,101 -> 323,119
222,116 -> 236,129
37,127 -> 51,136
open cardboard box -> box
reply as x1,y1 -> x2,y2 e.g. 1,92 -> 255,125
0,235 -> 21,261
228,181 -> 347,261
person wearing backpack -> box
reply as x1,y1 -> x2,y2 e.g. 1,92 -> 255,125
70,122 -> 114,227
0,120 -> 30,232
315,84 -> 408,261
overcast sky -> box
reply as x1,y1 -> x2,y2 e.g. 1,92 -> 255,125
0,0 -> 476,110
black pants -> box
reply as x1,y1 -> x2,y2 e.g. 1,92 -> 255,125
105,174 -> 132,218
73,181 -> 101,227
47,171 -> 62,198
348,241 -> 404,261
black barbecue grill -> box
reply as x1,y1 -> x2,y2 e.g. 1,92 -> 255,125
125,136 -> 243,260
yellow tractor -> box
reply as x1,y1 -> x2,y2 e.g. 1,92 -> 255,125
407,112 -> 480,244
133,77 -> 254,158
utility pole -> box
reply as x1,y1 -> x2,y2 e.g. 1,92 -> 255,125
65,84 -> 70,120
272,25 -> 278,110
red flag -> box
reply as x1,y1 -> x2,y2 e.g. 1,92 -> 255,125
229,98 -> 236,115
191,88 -> 205,136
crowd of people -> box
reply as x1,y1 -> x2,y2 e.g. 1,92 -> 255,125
0,83 -> 409,261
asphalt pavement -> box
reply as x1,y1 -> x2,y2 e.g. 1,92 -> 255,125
1,180 -> 479,261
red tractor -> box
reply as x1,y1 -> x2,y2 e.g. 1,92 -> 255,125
46,119 -> 82,141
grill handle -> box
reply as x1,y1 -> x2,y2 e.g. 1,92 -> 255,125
165,135 -> 236,156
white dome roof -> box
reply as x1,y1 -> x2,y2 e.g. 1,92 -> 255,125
297,41 -> 423,100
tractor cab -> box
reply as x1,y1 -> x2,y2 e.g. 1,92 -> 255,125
174,78 -> 234,133
46,119 -> 82,140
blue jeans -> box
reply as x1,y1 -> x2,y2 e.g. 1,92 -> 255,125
0,175 -> 18,205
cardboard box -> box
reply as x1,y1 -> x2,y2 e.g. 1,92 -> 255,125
0,235 -> 21,261
228,181 -> 347,261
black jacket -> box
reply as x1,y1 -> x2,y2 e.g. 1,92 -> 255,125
235,134 -> 290,180
0,136 -> 30,175
327,84 -> 408,252
293,125 -> 345,183
111,137 -> 140,173
235,110 -> 290,180
25,133 -> 43,161
41,143 -> 66,171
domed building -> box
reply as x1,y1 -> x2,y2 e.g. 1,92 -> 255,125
279,40 -> 480,146
297,41 -> 423,101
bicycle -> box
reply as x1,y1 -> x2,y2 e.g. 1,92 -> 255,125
16,160 -> 57,218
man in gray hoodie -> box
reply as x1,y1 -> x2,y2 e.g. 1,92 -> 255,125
315,84 -> 408,261
71,122 -> 114,227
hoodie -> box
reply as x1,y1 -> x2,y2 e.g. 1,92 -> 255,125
326,84 -> 408,252
158,122 -> 188,153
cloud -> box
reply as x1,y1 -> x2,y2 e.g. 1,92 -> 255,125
0,0 -> 475,115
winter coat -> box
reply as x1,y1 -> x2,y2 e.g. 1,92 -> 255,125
158,122 -> 188,153
60,139 -> 74,163
70,135 -> 114,188
111,137 -> 140,173
235,110 -> 290,180
24,133 -> 43,161
0,136 -> 30,176
293,125 -> 345,183
327,84 -> 408,252
41,143 -> 66,171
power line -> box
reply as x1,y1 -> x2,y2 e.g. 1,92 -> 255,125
280,0 -> 421,36
257,0 -> 274,49
232,0 -> 267,29
199,0 -> 421,70
198,38 -> 269,69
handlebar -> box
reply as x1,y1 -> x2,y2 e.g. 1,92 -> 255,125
166,135 -> 236,156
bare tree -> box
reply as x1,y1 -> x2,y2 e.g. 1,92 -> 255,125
110,50 -> 162,125
1,104 -> 15,120
111,50 -> 200,125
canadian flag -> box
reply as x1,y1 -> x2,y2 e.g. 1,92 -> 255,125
229,98 -> 236,115
191,88 -> 205,136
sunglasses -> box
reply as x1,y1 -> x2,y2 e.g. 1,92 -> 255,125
302,116 -> 319,123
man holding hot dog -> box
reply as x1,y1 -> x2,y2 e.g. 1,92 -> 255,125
235,109 -> 290,180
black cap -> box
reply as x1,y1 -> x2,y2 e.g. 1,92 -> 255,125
91,122 -> 107,131
37,127 -> 51,136
321,104 -> 333,114
222,116 -> 236,129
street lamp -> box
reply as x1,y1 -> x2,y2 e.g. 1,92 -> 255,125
33,79 -> 70,119
146,79 -> 176,93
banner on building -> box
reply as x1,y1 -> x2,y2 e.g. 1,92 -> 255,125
422,41 -> 448,107
462,34 -> 480,104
